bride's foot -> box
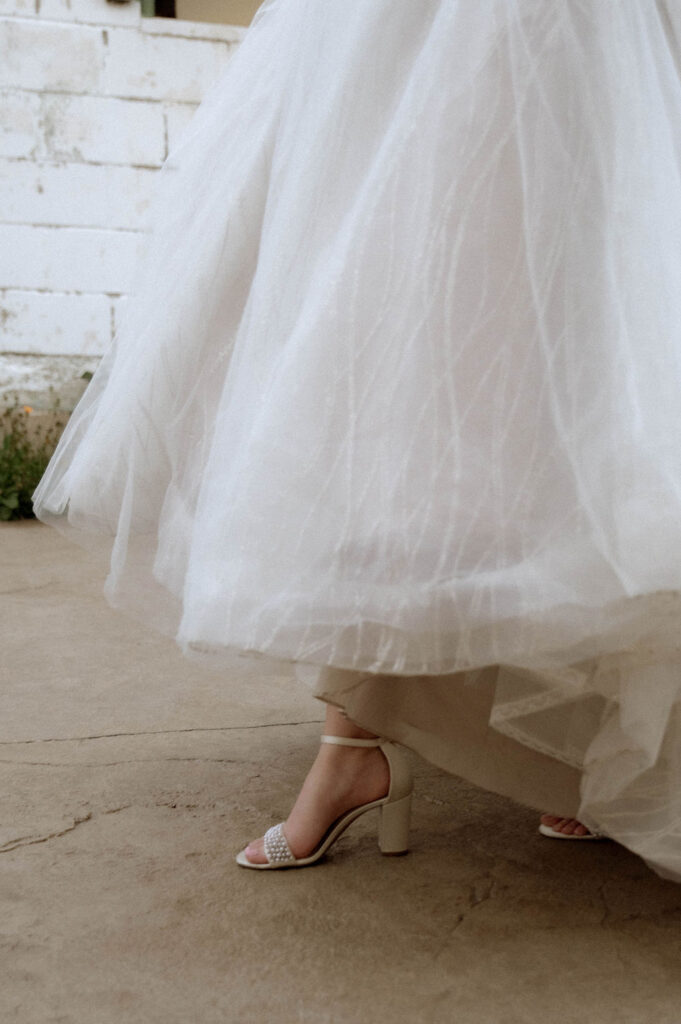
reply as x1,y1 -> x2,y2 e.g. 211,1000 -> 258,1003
242,715 -> 390,866
540,813 -> 595,837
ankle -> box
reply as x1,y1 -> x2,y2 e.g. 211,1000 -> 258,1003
323,706 -> 378,742
317,742 -> 384,771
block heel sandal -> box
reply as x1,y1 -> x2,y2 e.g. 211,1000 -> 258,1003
236,734 -> 413,870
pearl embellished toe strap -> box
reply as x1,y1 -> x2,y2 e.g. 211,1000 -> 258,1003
263,823 -> 296,864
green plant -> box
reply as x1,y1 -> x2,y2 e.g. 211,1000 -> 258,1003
0,402 -> 68,521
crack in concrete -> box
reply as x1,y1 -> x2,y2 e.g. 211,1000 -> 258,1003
0,757 -> 241,767
468,871 -> 496,908
433,871 -> 498,953
598,880 -> 611,926
0,720 -> 323,747
0,812 -> 92,853
0,581 -> 56,596
0,806 -> 133,854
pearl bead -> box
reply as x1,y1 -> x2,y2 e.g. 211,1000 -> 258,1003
264,823 -> 295,864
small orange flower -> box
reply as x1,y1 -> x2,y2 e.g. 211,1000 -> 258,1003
23,405 -> 33,414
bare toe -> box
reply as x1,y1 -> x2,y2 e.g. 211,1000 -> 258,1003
241,836 -> 268,865
540,813 -> 593,836
561,818 -> 590,836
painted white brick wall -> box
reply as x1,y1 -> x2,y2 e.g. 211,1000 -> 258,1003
0,0 -> 245,406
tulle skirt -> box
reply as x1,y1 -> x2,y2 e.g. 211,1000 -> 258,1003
34,0 -> 681,881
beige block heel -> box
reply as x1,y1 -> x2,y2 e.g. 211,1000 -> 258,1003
379,791 -> 412,855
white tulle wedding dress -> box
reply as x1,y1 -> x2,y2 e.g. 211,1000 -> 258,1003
34,0 -> 681,882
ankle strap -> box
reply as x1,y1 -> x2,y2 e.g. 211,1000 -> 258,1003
320,735 -> 381,747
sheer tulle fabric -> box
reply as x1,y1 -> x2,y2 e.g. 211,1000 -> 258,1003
34,0 -> 681,881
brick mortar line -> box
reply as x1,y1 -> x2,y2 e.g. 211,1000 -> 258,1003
0,156 -> 159,170
0,353 -> 103,359
0,13 -> 245,44
0,156 -> 164,171
0,353 -> 104,358
1,85 -> 201,107
1,221 -> 144,233
0,287 -> 125,297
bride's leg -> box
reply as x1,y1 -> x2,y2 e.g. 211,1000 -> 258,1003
241,705 -> 390,865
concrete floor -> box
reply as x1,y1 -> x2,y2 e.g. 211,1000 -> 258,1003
3,520 -> 681,1024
